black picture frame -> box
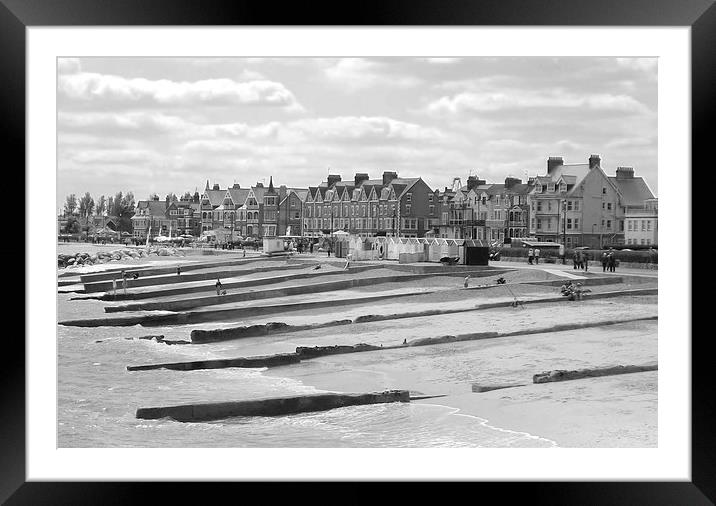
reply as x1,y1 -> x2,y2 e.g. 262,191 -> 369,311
5,0 -> 709,503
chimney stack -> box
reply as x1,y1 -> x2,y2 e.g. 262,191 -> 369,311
382,171 -> 398,186
327,174 -> 342,188
354,173 -> 369,187
616,166 -> 634,179
467,175 -> 486,190
547,157 -> 564,174
504,177 -> 522,188
212,183 -> 220,191
589,154 -> 601,169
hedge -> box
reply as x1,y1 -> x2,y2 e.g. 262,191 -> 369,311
498,247 -> 657,264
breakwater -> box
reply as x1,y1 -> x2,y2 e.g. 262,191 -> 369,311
60,287 -> 658,328
533,363 -> 658,384
135,390 -> 411,422
127,315 -> 658,372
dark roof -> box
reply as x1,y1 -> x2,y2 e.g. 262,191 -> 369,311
203,189 -> 225,207
608,176 -> 655,205
227,187 -> 250,205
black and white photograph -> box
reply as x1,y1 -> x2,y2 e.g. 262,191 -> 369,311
55,55 -> 660,449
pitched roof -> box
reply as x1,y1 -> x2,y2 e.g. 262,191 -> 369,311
227,187 -> 250,206
251,186 -> 267,200
136,200 -> 168,217
608,176 -> 655,205
204,189 -> 225,207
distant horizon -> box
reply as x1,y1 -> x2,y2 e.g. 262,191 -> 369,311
57,56 -> 658,205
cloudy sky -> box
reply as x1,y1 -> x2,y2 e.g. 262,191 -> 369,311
57,56 -> 657,205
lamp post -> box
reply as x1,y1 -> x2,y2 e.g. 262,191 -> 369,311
562,199 -> 567,264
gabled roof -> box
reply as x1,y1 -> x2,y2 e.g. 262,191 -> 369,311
608,176 -> 655,205
227,187 -> 250,206
251,186 -> 267,201
203,188 -> 226,207
136,200 -> 168,217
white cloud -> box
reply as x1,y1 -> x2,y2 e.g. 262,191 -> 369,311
324,58 -> 421,92
425,91 -> 650,116
58,72 -> 304,110
58,58 -> 81,74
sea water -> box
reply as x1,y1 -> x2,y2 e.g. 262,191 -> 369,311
57,294 -> 554,448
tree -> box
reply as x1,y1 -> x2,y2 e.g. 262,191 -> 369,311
165,193 -> 178,204
106,196 -> 114,216
78,192 -> 95,218
112,191 -> 136,233
63,217 -> 81,234
181,191 -> 192,201
64,194 -> 77,216
149,192 -> 159,200
96,195 -> 106,216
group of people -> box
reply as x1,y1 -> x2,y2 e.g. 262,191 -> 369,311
572,250 -> 589,271
527,248 -> 541,264
602,249 -> 618,272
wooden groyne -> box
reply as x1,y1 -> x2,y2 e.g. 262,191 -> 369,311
533,363 -> 658,384
135,390 -> 410,422
126,315 -> 658,372
60,287 -> 658,328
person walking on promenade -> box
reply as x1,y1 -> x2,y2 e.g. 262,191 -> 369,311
602,252 -> 609,272
464,275 -> 470,288
176,266 -> 181,276
528,248 -> 534,265
534,247 -> 540,264
582,250 -> 589,272
310,242 -> 314,254
344,253 -> 353,270
573,250 -> 580,270
608,249 -> 616,273
215,278 -> 222,296
327,242 -> 332,257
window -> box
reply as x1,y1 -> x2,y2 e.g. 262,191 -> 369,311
574,218 -> 579,229
537,219 -> 542,229
647,220 -> 652,231
428,194 -> 433,202
607,203 -> 612,210
567,218 -> 572,230
641,238 -> 646,245
646,238 -> 651,245
628,220 -> 633,231
547,183 -> 555,192
547,201 -> 553,212
601,219 -> 605,227
602,187 -> 607,194
606,220 -> 611,229
406,193 -> 412,203
602,202 -> 605,209
641,220 -> 646,231
559,183 -> 567,192
406,204 -> 411,214
429,205 -> 434,215
535,184 -> 542,193
567,201 -> 573,211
